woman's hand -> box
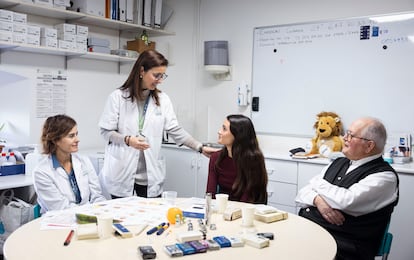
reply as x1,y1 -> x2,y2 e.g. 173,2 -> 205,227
129,136 -> 150,150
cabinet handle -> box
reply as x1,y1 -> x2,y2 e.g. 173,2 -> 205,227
190,158 -> 197,169
197,158 -> 201,170
267,191 -> 274,197
267,169 -> 275,175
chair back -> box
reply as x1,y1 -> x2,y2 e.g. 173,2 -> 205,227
377,222 -> 393,260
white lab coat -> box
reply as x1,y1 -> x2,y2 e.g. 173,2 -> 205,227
99,89 -> 178,197
33,153 -> 106,213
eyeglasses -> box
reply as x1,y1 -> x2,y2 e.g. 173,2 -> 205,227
152,73 -> 168,81
343,130 -> 372,142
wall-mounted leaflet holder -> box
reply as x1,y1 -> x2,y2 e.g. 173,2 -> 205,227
252,97 -> 259,111
238,81 -> 250,106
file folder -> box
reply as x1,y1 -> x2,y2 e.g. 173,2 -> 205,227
133,0 -> 144,25
152,0 -> 162,28
143,0 -> 152,26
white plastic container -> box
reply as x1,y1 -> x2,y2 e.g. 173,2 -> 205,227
6,152 -> 17,165
0,152 -> 7,166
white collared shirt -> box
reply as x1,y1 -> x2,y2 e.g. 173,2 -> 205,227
295,153 -> 398,216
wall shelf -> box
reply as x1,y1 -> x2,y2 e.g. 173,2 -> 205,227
0,41 -> 136,62
0,0 -> 175,36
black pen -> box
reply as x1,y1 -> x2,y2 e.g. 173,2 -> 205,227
63,230 -> 74,246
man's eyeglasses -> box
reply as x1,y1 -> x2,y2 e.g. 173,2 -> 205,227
343,130 -> 372,142
152,73 -> 168,81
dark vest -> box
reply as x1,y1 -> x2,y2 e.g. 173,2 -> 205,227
299,157 -> 399,257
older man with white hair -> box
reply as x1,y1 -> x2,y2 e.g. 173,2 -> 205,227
296,117 -> 399,260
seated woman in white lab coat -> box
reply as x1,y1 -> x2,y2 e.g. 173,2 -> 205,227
33,114 -> 106,213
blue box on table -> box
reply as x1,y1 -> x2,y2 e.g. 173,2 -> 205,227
0,163 -> 25,176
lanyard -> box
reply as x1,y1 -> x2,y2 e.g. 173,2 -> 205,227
138,94 -> 151,134
68,169 -> 82,204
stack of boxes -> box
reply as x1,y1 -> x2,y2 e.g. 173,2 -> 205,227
40,26 -> 58,48
0,9 -> 41,47
27,24 -> 41,47
55,23 -> 76,51
52,0 -> 71,9
21,0 -> 70,9
75,25 -> 88,53
11,12 -> 28,45
0,9 -> 14,44
87,37 -> 111,54
54,23 -> 88,53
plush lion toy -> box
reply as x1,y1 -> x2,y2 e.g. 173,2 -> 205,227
308,111 -> 344,156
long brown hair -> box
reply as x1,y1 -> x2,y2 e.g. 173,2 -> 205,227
119,50 -> 168,106
41,114 -> 76,154
215,114 -> 268,203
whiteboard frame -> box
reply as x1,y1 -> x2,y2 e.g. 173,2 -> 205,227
250,11 -> 414,137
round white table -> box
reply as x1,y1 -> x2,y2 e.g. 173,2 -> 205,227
4,200 -> 336,260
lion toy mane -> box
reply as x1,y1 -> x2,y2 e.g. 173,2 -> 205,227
308,111 -> 344,156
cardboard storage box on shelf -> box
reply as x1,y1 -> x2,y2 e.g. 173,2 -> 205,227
0,162 -> 25,176
127,39 -> 155,53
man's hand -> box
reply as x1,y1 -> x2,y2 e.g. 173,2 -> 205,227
314,195 -> 345,225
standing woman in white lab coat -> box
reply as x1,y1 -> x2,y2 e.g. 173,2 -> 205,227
33,114 -> 106,213
99,50 -> 216,199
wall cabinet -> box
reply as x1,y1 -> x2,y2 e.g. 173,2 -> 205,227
162,146 -> 209,198
0,0 -> 174,62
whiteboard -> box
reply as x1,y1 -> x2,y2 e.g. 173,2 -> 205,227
251,12 -> 414,136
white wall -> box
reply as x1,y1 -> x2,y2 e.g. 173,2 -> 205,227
1,0 -> 414,150
192,0 -> 414,144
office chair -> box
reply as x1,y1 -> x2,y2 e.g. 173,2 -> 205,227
376,223 -> 393,260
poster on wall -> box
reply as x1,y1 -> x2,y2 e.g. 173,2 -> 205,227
36,69 -> 67,118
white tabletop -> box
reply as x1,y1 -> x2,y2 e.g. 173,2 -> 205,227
0,174 -> 32,190
4,200 -> 336,260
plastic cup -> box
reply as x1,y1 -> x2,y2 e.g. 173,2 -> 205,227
97,214 -> 113,239
162,191 -> 177,205
215,194 -> 229,214
241,206 -> 256,227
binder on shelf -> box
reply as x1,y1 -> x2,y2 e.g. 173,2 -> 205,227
111,0 -> 119,20
126,0 -> 134,23
133,0 -> 144,25
105,0 -> 111,18
143,0 -> 152,27
119,0 -> 127,22
152,0 -> 162,28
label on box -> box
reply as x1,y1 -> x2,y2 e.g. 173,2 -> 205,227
0,10 -> 13,22
13,33 -> 27,44
27,25 -> 41,36
12,12 -> 27,24
41,28 -> 57,38
76,25 -> 88,36
0,32 -> 12,43
13,24 -> 27,34
0,21 -> 13,32
41,37 -> 57,48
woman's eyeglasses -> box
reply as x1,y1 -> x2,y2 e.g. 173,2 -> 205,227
152,73 -> 168,81
343,130 -> 371,142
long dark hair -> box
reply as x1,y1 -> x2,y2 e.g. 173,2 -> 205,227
119,50 -> 168,106
215,114 -> 268,203
41,114 -> 77,154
